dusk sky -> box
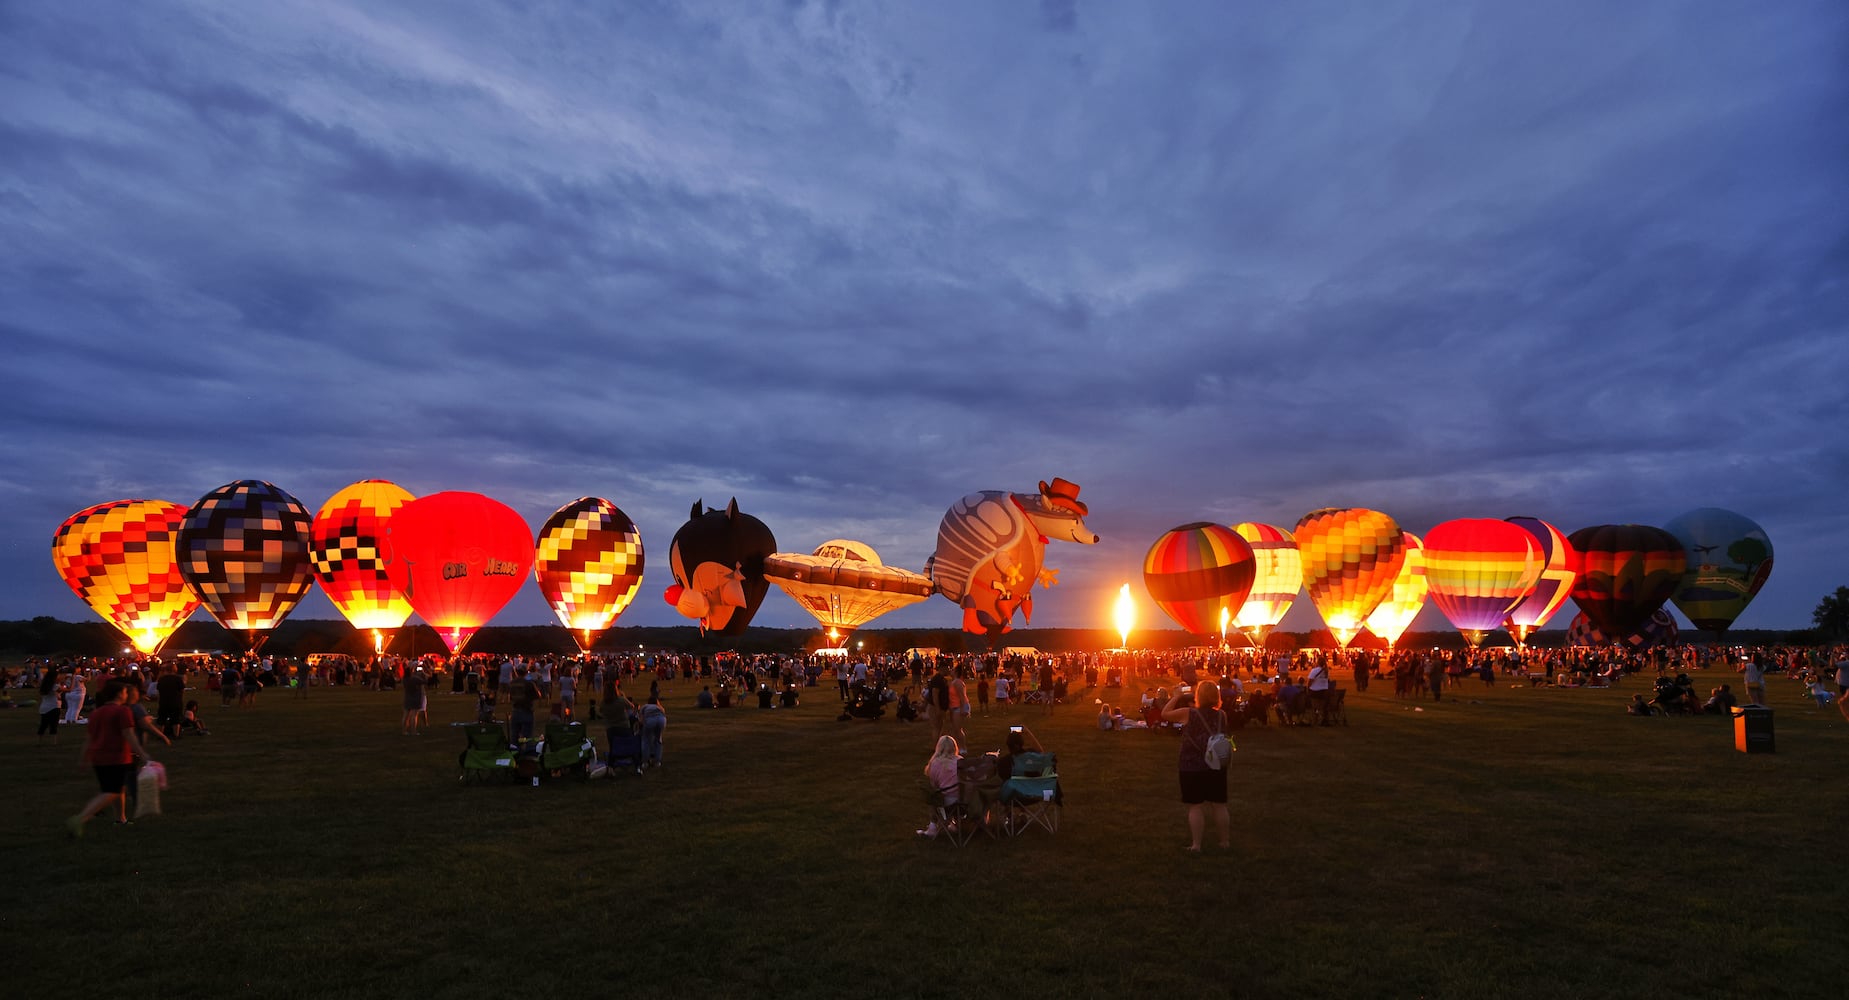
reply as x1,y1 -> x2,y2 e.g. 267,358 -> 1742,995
5,1 -> 1845,640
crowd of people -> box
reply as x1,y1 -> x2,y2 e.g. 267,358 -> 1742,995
13,639 -> 1847,846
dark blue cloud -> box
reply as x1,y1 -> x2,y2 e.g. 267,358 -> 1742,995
2,1 -> 1844,637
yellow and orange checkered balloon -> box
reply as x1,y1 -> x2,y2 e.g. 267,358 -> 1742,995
52,499 -> 201,654
311,480 -> 416,631
534,497 -> 645,648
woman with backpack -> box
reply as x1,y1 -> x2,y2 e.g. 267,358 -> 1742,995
1162,680 -> 1232,853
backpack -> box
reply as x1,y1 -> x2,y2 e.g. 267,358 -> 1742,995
1198,710 -> 1234,770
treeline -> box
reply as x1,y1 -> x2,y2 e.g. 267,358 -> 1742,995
0,616 -> 1827,659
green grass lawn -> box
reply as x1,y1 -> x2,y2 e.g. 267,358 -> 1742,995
3,670 -> 1844,999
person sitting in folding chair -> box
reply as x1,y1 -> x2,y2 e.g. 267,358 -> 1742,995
917,735 -> 963,840
997,726 -> 1062,835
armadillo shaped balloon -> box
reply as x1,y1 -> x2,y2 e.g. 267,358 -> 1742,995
385,491 -> 534,654
53,499 -> 202,655
664,498 -> 777,635
925,477 -> 1099,636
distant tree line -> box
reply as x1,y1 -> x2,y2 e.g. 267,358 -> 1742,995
0,613 -> 1836,659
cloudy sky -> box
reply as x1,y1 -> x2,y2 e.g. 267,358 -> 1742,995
5,0 -> 1845,639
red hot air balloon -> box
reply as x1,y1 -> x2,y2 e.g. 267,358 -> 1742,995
1566,524 -> 1688,640
1422,518 -> 1542,647
53,499 -> 202,655
178,480 -> 317,652
386,492 -> 534,654
1502,517 -> 1578,645
535,497 -> 646,652
1142,523 -> 1257,637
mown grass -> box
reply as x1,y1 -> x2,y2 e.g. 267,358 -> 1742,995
3,670 -> 1844,999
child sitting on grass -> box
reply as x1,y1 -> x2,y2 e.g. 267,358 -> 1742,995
180,700 -> 210,736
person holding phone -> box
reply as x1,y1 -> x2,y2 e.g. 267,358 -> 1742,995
1162,680 -> 1230,853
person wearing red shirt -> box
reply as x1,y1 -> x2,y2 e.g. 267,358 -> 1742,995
66,680 -> 151,837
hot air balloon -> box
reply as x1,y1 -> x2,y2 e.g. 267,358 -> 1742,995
664,498 -> 777,635
1230,522 -> 1301,647
1294,508 -> 1406,648
1566,524 -> 1687,640
178,480 -> 316,652
1422,518 -> 1542,647
1566,608 -> 1678,651
535,497 -> 646,652
1663,508 -> 1774,635
1142,523 -> 1256,637
765,539 -> 934,646
52,499 -> 202,655
385,491 -> 534,654
1502,517 -> 1578,646
924,477 -> 1099,637
1363,532 -> 1426,648
310,480 -> 416,652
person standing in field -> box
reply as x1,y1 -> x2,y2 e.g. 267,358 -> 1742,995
639,696 -> 667,768
63,670 -> 87,724
38,670 -> 62,744
1742,654 -> 1767,707
401,665 -> 426,735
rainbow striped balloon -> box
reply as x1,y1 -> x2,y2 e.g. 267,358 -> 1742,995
1423,518 -> 1542,647
1143,522 -> 1256,636
1363,532 -> 1426,647
1294,508 -> 1406,648
1502,516 -> 1578,644
1230,522 -> 1301,644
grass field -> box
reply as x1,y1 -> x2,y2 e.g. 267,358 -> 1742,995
4,668 -> 1844,999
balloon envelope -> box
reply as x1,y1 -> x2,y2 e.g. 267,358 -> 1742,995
1567,608 -> 1678,651
52,499 -> 202,654
666,498 -> 777,635
1566,524 -> 1687,639
1663,508 -> 1774,633
1294,508 -> 1406,647
1502,517 -> 1578,643
765,539 -> 933,642
535,497 -> 646,643
386,491 -> 534,653
178,481 -> 317,646
311,480 -> 416,631
1230,522 -> 1300,638
1363,532 -> 1426,647
1422,518 -> 1541,646
1142,522 -> 1257,636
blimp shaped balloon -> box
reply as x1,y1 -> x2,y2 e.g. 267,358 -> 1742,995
765,539 -> 933,646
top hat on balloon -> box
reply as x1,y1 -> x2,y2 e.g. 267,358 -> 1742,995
1038,478 -> 1088,516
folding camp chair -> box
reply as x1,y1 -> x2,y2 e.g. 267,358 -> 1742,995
540,721 -> 596,778
1000,751 -> 1061,836
1325,688 -> 1348,726
921,780 -> 979,847
458,723 -> 515,784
